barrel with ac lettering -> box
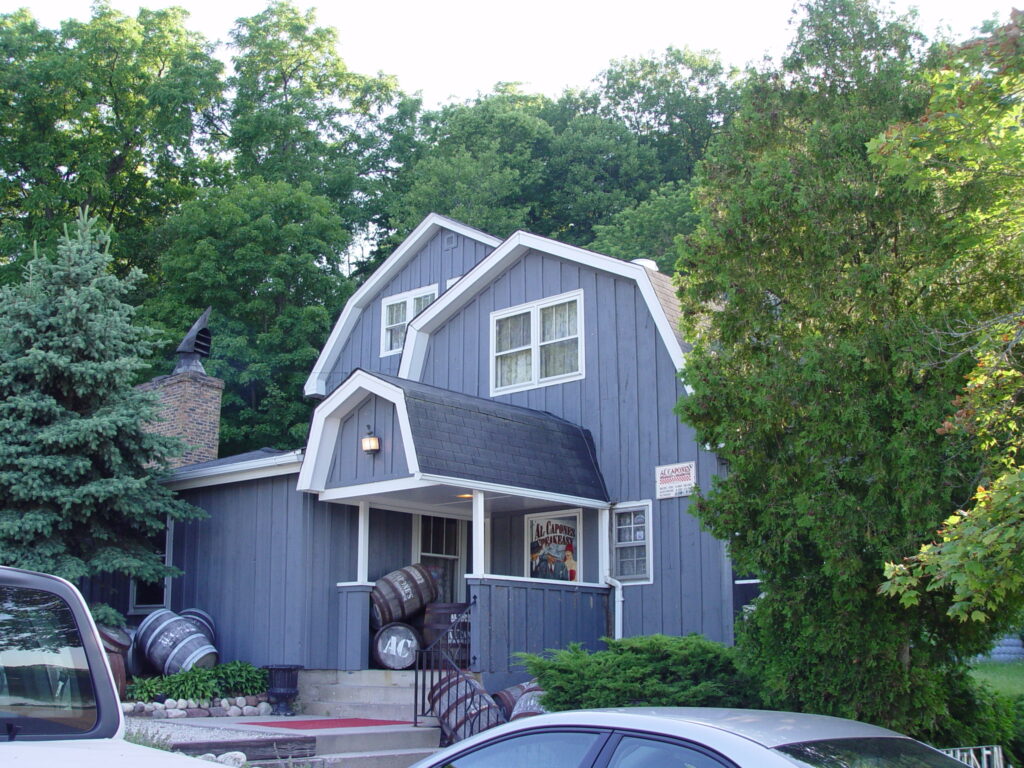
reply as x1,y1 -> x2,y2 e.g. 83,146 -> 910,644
370,564 -> 437,629
135,609 -> 218,676
372,622 -> 422,670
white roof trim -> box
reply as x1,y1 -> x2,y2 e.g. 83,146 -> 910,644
166,450 -> 304,490
417,473 -> 608,509
297,369 -> 419,493
399,231 -> 686,380
304,214 -> 501,397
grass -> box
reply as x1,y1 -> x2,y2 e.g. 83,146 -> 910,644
971,661 -> 1024,698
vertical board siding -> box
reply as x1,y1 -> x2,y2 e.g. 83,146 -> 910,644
468,577 -> 610,691
367,508 -> 413,581
174,476 -> 358,669
324,230 -> 495,392
327,395 -> 410,487
336,584 -> 372,670
420,250 -> 732,645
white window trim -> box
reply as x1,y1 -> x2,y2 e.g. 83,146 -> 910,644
524,509 -> 582,583
490,289 -> 585,396
380,284 -> 438,357
412,513 -> 468,602
611,501 -> 654,585
129,520 -> 174,614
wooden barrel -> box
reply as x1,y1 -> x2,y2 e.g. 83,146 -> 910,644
135,609 -> 218,676
180,608 -> 216,644
493,680 -> 536,721
97,626 -> 131,699
370,564 -> 437,630
372,623 -> 421,670
510,685 -> 547,720
429,672 -> 506,743
422,602 -> 470,666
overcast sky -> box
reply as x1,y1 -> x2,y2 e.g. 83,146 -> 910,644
0,1 -> 1010,106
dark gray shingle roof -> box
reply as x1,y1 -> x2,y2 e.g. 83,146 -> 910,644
372,373 -> 609,502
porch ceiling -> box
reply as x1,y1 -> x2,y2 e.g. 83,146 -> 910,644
328,483 -> 575,519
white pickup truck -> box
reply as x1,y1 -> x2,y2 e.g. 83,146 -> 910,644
1,565 -> 204,766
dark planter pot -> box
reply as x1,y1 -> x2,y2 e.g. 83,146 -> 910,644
264,664 -> 304,716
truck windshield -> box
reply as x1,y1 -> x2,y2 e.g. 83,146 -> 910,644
0,584 -> 98,736
776,737 -> 967,767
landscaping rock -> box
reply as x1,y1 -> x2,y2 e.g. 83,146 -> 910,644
207,707 -> 227,717
176,698 -> 190,711
185,708 -> 209,717
216,752 -> 247,767
257,693 -> 268,703
245,695 -> 258,707
234,697 -> 246,708
121,703 -> 133,714
166,708 -> 187,719
241,705 -> 259,716
226,706 -> 242,717
134,702 -> 147,714
197,755 -> 217,763
151,709 -> 168,719
152,702 -> 165,711
187,699 -> 198,709
256,702 -> 272,716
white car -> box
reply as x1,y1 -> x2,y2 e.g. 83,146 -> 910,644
408,707 -> 969,768
0,565 -> 204,766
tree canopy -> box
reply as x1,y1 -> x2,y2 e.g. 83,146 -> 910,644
0,211 -> 200,582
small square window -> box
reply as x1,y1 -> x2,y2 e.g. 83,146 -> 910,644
380,285 -> 438,356
612,505 -> 651,582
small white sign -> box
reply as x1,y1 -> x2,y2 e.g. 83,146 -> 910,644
656,462 -> 696,499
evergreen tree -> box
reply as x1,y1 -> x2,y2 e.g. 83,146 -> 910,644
0,211 -> 201,583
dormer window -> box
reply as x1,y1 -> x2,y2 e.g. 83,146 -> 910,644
381,285 -> 438,356
490,290 -> 584,395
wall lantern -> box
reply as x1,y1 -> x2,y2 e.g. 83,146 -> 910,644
361,425 -> 381,455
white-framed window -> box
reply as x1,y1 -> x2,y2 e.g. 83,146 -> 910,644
380,285 -> 438,356
490,290 -> 584,395
525,510 -> 581,582
129,521 -> 173,614
413,514 -> 467,602
611,502 -> 652,583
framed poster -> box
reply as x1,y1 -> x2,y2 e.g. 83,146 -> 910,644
525,510 -> 581,582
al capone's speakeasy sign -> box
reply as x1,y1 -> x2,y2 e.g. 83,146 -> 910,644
656,461 -> 696,499
525,511 -> 580,582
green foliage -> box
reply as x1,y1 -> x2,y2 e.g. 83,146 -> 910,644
0,211 -> 202,582
127,675 -> 166,703
874,13 -> 1024,625
90,604 -> 126,629
213,661 -> 268,697
160,666 -> 218,701
0,3 -> 223,280
518,635 -> 760,711
972,662 -> 1024,699
146,178 -> 354,452
677,0 -> 1017,738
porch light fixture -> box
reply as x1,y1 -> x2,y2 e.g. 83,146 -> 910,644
361,425 -> 381,455
455,493 -> 473,499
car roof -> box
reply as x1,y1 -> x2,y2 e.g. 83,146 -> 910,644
491,707 -> 903,749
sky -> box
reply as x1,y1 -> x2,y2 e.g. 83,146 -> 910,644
0,0 -> 1010,106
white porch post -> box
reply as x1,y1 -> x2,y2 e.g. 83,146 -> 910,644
471,490 -> 485,577
598,506 -> 610,580
357,501 -> 370,583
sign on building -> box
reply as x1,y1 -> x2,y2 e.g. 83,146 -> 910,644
656,462 -> 696,499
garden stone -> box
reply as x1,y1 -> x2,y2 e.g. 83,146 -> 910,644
245,695 -> 258,707
185,708 -> 209,717
166,708 -> 187,719
151,709 -> 168,719
187,698 -> 198,709
219,698 -> 230,709
121,703 -> 133,714
241,705 -> 259,716
197,755 -> 217,762
134,702 -> 147,714
216,751 -> 247,767
177,698 -> 189,710
256,702 -> 272,716
199,699 -> 210,709
207,707 -> 227,717
257,693 -> 268,703
152,702 -> 165,711
234,696 -> 246,708
226,706 -> 242,717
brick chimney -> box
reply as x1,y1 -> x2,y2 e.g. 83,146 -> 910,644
137,308 -> 224,469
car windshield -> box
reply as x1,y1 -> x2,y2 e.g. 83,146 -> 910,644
776,737 -> 967,767
0,584 -> 98,736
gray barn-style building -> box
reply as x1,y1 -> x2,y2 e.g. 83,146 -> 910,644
120,214 -> 738,691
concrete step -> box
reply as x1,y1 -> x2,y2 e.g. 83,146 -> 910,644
307,682 -> 418,705
300,700 -> 419,721
315,725 -> 439,754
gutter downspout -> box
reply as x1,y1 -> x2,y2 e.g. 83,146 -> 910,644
605,576 -> 624,640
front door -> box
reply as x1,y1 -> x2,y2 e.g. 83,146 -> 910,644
415,515 -> 467,602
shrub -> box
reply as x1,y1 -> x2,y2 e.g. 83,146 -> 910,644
89,603 -> 126,628
160,666 -> 218,702
127,675 -> 165,703
214,661 -> 268,696
518,634 -> 761,711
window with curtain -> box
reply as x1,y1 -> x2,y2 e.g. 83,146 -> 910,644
613,505 -> 651,581
380,286 -> 438,355
491,291 -> 583,394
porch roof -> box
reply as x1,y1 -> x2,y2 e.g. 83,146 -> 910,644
373,373 -> 609,503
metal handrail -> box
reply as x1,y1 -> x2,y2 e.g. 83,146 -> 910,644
414,596 -> 504,743
940,745 -> 1005,768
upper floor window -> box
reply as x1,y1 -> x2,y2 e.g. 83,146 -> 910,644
381,285 -> 438,356
491,290 -> 584,395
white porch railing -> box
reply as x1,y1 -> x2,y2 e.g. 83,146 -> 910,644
940,745 -> 1006,768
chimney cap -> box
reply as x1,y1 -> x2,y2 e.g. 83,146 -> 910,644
173,307 -> 212,374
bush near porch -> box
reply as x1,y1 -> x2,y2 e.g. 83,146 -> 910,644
518,634 -> 762,711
